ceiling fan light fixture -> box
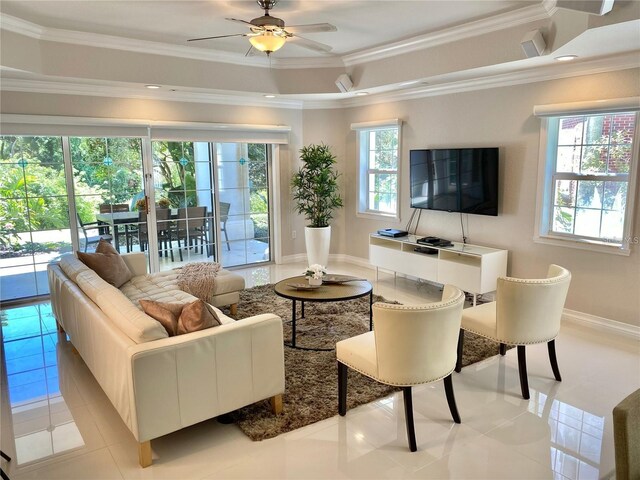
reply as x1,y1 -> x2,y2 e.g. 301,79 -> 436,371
249,31 -> 287,53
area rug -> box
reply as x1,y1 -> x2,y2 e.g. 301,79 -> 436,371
226,284 -> 503,441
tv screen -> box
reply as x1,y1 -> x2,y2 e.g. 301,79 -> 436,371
410,148 -> 499,216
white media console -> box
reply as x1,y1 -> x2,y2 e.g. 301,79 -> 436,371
369,233 -> 508,304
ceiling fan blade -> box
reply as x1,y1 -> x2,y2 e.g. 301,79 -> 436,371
226,18 -> 254,26
188,33 -> 248,42
284,23 -> 337,34
288,34 -> 333,53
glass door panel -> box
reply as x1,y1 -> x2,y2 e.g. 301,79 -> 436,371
0,136 -> 71,301
69,137 -> 144,261
216,143 -> 271,267
151,141 -> 215,270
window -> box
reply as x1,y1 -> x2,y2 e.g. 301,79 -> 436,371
535,106 -> 639,254
352,119 -> 402,220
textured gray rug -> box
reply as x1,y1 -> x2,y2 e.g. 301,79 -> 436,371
225,284 -> 503,441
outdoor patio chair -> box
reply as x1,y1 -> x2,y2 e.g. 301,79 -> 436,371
219,201 -> 231,251
77,214 -> 113,252
175,206 -> 208,261
135,208 -> 174,261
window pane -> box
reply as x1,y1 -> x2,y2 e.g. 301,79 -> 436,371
576,181 -> 603,209
558,117 -> 584,145
556,146 -> 580,173
583,115 -> 610,145
554,180 -> 576,207
574,208 -> 601,237
601,210 -> 624,240
610,113 -> 635,144
580,146 -> 606,174
608,144 -> 632,174
553,207 -> 574,233
603,182 -> 627,211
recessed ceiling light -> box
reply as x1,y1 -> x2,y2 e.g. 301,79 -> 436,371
145,84 -> 161,89
355,92 -> 369,96
264,94 -> 276,98
554,55 -> 578,62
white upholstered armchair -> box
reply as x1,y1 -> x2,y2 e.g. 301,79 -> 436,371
455,264 -> 571,399
336,285 -> 465,452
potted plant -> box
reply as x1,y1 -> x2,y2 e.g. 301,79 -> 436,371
291,143 -> 343,266
304,264 -> 326,286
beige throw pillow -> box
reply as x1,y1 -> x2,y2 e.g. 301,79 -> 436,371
178,300 -> 220,335
76,241 -> 133,288
140,299 -> 220,337
139,299 -> 184,336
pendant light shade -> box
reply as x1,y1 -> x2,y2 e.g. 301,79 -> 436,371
249,31 -> 287,53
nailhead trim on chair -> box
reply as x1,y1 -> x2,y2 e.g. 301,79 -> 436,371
374,291 -> 465,312
337,358 -> 455,387
498,271 -> 570,285
460,325 -> 558,346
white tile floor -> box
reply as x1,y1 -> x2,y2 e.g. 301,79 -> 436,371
1,261 -> 638,480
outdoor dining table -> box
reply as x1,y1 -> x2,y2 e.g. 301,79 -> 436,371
96,209 -> 179,253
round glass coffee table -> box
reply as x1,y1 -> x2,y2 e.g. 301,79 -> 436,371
274,275 -> 373,351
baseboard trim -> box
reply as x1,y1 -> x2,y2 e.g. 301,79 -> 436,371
562,309 -> 640,341
278,253 -> 373,269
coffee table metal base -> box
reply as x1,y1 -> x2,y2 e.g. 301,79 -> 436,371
275,277 -> 373,351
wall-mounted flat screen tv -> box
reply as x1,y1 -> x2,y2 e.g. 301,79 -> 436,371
410,148 -> 499,216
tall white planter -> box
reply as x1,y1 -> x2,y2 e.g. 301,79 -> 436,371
305,226 -> 331,267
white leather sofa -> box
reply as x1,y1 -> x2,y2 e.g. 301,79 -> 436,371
48,252 -> 285,467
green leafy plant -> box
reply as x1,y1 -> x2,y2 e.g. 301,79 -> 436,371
291,144 -> 343,228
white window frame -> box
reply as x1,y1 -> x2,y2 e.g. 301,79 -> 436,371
351,119 -> 402,221
533,99 -> 640,256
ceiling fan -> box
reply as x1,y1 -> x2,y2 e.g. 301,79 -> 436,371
188,0 -> 337,56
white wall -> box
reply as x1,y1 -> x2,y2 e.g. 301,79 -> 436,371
335,68 -> 640,327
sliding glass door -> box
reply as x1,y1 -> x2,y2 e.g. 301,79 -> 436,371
1,134 -> 276,302
215,143 -> 271,267
0,137 -> 71,301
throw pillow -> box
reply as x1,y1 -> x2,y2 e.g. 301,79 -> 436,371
139,299 -> 184,336
76,249 -> 133,288
95,238 -> 119,255
177,299 -> 221,335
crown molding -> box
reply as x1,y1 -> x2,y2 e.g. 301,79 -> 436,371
0,78 -> 305,110
0,3 -> 556,71
341,2 -> 555,67
2,51 -> 636,111
338,52 -> 640,108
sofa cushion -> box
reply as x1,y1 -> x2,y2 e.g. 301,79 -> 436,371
77,248 -> 133,288
75,269 -> 168,343
177,300 -> 221,335
59,254 -> 91,283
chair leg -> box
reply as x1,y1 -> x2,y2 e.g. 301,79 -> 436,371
177,236 -> 183,261
455,329 -> 464,373
443,374 -> 461,424
402,387 -> 418,452
229,303 -> 238,316
338,361 -> 347,416
547,340 -> 562,381
517,345 -> 530,400
499,343 -> 507,356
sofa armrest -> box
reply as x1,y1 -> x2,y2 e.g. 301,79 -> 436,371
126,313 -> 285,442
121,252 -> 147,277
